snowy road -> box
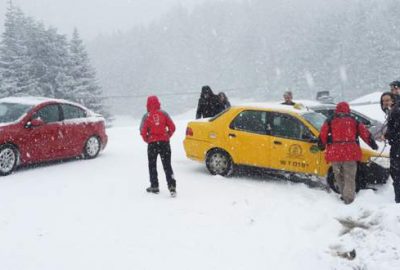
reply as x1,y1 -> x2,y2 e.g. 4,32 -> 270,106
1,118 -> 399,270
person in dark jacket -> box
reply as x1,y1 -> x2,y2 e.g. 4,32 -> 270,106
196,86 -> 221,119
389,81 -> 400,105
319,102 -> 378,204
378,92 -> 397,141
217,92 -> 231,111
140,96 -> 177,196
384,98 -> 400,203
381,92 -> 396,114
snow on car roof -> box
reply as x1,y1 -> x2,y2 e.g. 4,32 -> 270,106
350,91 -> 382,104
237,102 -> 314,114
0,96 -> 86,108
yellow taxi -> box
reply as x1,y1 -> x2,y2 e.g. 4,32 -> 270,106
183,103 -> 389,191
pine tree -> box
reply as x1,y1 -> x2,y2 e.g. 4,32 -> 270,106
69,28 -> 110,120
0,3 -> 72,98
35,27 -> 73,98
0,4 -> 39,97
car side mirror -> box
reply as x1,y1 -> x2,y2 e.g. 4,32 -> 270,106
26,118 -> 45,128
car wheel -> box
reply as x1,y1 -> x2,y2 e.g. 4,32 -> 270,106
206,149 -> 233,176
0,144 -> 18,176
83,136 -> 101,159
327,168 -> 340,193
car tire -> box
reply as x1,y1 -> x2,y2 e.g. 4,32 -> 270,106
327,169 -> 340,193
0,144 -> 18,176
83,136 -> 101,159
327,167 -> 361,193
206,149 -> 234,176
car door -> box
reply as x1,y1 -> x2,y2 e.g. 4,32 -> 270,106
25,104 -> 64,161
227,110 -> 273,167
60,104 -> 89,156
267,112 -> 323,175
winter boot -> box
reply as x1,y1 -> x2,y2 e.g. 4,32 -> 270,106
169,186 -> 177,197
146,186 -> 160,194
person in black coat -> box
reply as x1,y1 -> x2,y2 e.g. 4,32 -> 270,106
196,86 -> 221,119
381,92 -> 396,115
389,81 -> 400,105
385,95 -> 400,203
378,92 -> 396,141
218,92 -> 231,111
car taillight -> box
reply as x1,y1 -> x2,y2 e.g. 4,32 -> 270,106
186,127 -> 193,136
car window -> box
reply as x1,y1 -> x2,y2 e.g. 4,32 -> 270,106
350,112 -> 371,126
33,104 -> 61,123
230,110 -> 267,135
316,108 -> 371,126
302,112 -> 326,131
314,109 -> 334,119
269,112 -> 313,140
61,104 -> 87,120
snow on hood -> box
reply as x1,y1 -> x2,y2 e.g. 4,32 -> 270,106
0,115 -> 27,127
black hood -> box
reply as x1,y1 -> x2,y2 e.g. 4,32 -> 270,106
201,85 -> 213,98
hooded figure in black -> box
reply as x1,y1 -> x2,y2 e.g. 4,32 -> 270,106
196,86 -> 222,119
384,91 -> 400,203
389,81 -> 400,105
217,92 -> 231,111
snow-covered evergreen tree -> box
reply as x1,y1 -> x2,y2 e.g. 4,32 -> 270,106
0,4 -> 39,97
0,3 -> 72,99
35,27 -> 72,99
69,28 -> 110,118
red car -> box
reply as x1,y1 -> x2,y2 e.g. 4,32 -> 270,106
0,97 -> 108,175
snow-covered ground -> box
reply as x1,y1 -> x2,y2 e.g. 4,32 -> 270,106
1,101 -> 399,270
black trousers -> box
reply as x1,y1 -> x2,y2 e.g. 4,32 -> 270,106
148,141 -> 176,189
390,144 -> 400,203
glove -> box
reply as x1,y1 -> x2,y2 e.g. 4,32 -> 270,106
317,142 -> 326,151
317,137 -> 326,151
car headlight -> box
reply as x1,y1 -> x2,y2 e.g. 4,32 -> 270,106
370,156 -> 390,169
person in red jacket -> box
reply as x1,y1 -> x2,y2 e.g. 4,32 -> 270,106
319,102 -> 378,204
140,96 -> 177,196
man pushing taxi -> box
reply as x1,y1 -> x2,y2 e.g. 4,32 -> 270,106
318,102 -> 378,204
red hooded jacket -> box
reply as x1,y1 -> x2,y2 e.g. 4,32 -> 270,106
140,96 -> 176,143
319,102 -> 373,162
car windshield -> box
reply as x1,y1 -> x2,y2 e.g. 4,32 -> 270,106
302,112 -> 326,131
0,102 -> 33,123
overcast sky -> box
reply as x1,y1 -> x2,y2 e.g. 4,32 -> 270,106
0,0 -> 206,40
